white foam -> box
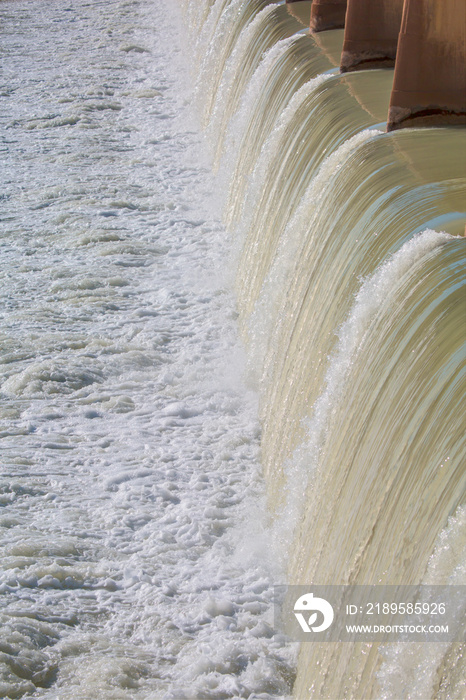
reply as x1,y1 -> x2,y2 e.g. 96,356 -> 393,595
0,0 -> 295,697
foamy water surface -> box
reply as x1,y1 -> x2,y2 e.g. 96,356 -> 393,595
0,1 -> 296,697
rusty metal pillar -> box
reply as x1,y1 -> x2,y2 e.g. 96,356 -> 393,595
388,0 -> 466,130
340,0 -> 404,72
310,0 -> 348,32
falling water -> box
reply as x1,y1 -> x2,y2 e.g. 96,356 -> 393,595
185,1 -> 466,699
1,0 -> 464,698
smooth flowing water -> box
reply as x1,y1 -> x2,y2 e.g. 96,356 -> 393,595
184,1 -> 465,699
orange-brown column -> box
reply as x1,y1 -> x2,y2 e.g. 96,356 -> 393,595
340,0 -> 404,72
388,0 -> 466,130
310,0 -> 348,32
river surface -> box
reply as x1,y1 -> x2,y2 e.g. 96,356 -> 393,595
0,1 -> 296,697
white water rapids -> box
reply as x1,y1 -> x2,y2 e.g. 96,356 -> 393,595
0,1 -> 296,697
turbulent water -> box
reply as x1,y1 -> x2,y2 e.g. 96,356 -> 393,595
0,1 -> 296,698
2,0 -> 465,699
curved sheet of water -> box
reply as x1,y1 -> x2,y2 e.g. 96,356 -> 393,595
290,235 -> 465,699
251,128 -> 466,498
185,2 -> 464,698
224,31 -> 343,228
190,0 -> 232,66
235,69 -> 394,317
185,3 -> 466,698
378,506 -> 465,699
195,0 -> 276,125
206,4 -> 303,167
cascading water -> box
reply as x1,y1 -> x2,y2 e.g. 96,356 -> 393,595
221,29 -> 343,226
1,0 -> 464,697
204,3 -> 305,165
290,232 -> 465,697
185,1 -> 465,698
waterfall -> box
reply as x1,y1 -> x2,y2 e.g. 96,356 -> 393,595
182,1 -> 465,698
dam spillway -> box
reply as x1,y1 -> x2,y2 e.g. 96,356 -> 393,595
0,0 -> 464,698
184,0 -> 466,698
